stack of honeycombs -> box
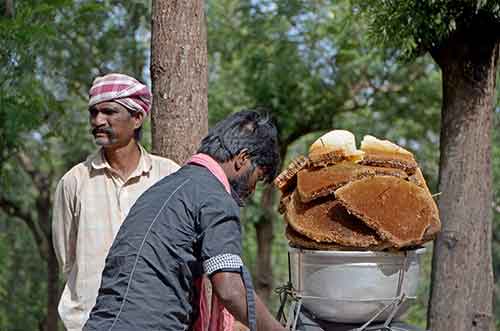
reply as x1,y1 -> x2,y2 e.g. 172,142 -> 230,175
274,130 -> 441,251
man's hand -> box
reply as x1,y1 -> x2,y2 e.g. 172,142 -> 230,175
211,271 -> 286,331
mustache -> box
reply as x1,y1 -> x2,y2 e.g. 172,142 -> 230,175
91,126 -> 114,136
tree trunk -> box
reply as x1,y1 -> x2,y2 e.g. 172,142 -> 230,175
254,186 -> 275,302
428,21 -> 499,331
150,0 -> 208,164
4,0 -> 14,18
38,188 -> 60,331
43,243 -> 60,331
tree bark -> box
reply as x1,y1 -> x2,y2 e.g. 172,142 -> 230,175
4,0 -> 14,18
428,19 -> 499,331
43,243 -> 60,331
36,178 -> 60,331
254,186 -> 275,302
150,0 -> 208,164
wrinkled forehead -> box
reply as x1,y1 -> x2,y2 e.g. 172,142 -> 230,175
88,101 -> 128,112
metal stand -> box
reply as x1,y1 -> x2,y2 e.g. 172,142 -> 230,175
275,252 -> 429,331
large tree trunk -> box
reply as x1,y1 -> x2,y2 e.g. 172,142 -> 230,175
150,0 -> 208,164
254,186 -> 275,302
428,19 -> 499,331
37,189 -> 60,331
43,244 -> 59,331
4,0 -> 14,18
150,2 -> 212,327
254,145 -> 288,303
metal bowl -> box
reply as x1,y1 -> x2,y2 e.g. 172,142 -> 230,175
288,246 -> 426,323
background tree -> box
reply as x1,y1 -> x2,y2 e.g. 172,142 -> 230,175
151,0 -> 208,164
353,1 -> 500,330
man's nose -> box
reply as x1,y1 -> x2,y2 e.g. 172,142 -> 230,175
91,112 -> 107,126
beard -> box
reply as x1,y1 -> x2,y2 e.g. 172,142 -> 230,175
229,167 -> 254,206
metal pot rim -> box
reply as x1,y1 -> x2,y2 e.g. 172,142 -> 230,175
288,246 -> 426,257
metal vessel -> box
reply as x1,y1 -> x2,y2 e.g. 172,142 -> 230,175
288,246 -> 426,323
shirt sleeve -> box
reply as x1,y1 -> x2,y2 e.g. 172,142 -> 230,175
198,195 -> 243,275
51,176 -> 78,278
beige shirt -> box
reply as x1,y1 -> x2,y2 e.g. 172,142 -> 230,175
52,145 -> 179,331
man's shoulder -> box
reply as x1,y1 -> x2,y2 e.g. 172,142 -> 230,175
146,152 -> 180,173
164,165 -> 226,194
54,155 -> 95,195
182,165 -> 239,209
58,152 -> 97,183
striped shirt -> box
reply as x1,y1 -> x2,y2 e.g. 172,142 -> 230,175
52,145 -> 179,331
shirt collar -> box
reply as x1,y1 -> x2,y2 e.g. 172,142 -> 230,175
186,153 -> 231,194
90,144 -> 153,175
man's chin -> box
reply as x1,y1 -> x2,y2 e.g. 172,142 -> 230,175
94,138 -> 113,146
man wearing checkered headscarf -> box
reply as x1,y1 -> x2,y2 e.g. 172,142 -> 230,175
52,73 -> 179,331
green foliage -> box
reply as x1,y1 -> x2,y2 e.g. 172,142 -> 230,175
352,0 -> 500,59
0,0 -> 66,167
0,218 -> 47,331
208,0 -> 443,178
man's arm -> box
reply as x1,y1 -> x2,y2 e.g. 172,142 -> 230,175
211,271 -> 286,331
52,178 -> 77,278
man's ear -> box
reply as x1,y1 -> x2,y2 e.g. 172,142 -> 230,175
132,111 -> 145,129
234,149 -> 250,171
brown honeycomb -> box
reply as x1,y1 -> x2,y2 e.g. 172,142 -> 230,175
297,163 -> 408,203
360,149 -> 418,175
285,225 -> 390,251
284,192 -> 384,248
274,155 -> 309,194
275,135 -> 441,251
335,176 -> 440,248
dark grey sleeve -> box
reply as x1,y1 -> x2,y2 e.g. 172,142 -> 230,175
198,195 -> 243,275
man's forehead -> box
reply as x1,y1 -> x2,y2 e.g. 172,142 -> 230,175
89,101 -> 127,112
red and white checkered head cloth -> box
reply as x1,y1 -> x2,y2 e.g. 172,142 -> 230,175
88,73 -> 152,114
